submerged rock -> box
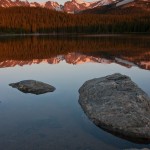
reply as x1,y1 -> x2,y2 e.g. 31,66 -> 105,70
9,80 -> 55,95
79,73 -> 150,142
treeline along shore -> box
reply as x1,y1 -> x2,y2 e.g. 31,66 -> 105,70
0,7 -> 150,34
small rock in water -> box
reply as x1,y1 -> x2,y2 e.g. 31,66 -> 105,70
9,80 -> 55,95
79,73 -> 150,143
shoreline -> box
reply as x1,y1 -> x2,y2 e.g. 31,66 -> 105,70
0,32 -> 150,38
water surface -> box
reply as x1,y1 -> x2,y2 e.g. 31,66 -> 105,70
0,35 -> 150,150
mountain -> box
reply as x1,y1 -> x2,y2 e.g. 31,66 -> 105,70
0,0 -> 150,13
80,0 -> 150,14
0,0 -> 122,13
1,0 -> 149,13
0,0 -> 62,11
63,0 -> 117,13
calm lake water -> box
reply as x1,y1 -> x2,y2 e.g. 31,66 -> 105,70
0,34 -> 150,150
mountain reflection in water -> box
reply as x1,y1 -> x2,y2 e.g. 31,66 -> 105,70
0,35 -> 150,150
0,35 -> 150,70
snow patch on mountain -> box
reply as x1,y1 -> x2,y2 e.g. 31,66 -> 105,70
116,0 -> 134,7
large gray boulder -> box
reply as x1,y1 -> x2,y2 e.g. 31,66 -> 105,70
79,73 -> 150,142
9,80 -> 55,95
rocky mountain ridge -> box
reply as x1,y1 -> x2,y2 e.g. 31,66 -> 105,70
0,0 -> 125,13
80,0 -> 150,14
0,0 -> 149,13
0,0 -> 62,10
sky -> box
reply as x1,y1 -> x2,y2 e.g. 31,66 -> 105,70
29,0 -> 91,5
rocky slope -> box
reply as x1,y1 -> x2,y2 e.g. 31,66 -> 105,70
0,0 -> 149,13
80,0 -> 150,14
63,0 -> 117,13
0,0 -> 126,13
0,0 -> 62,10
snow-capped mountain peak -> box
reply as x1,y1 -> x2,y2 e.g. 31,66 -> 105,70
1,0 -> 148,14
0,0 -> 121,12
64,0 -> 119,13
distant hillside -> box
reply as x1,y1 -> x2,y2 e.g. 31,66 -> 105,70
0,7 -> 150,34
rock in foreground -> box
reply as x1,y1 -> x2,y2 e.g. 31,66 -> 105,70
79,73 -> 150,142
9,80 -> 55,95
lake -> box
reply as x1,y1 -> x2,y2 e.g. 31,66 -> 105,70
0,34 -> 150,150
